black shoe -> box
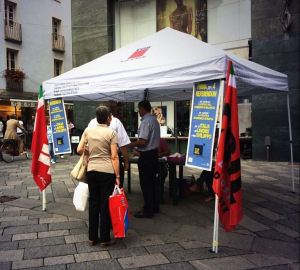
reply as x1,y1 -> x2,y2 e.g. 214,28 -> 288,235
154,207 -> 160,213
134,211 -> 153,218
88,239 -> 98,246
99,239 -> 116,247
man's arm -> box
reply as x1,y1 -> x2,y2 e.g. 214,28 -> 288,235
111,143 -> 120,186
128,138 -> 148,149
119,145 -> 129,171
110,117 -> 131,170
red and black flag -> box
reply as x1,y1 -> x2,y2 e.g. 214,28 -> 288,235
213,60 -> 243,232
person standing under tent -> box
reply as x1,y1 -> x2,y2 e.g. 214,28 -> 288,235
77,105 -> 120,246
189,130 -> 219,202
133,137 -> 170,205
67,119 -> 75,155
129,100 -> 160,218
88,113 -> 130,189
47,123 -> 56,164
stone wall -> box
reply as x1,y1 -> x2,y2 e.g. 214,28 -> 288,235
71,0 -> 114,130
251,0 -> 299,161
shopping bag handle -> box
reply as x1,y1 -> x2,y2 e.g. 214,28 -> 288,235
112,185 -> 122,195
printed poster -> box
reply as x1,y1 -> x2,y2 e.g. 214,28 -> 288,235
186,79 -> 223,171
157,0 -> 207,42
49,98 -> 71,155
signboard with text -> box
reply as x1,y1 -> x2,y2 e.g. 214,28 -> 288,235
49,98 -> 71,155
185,79 -> 223,171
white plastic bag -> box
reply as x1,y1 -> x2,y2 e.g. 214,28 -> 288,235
73,182 -> 89,211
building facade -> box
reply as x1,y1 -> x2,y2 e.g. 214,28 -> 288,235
0,0 -> 72,129
251,0 -> 299,161
72,0 -> 299,162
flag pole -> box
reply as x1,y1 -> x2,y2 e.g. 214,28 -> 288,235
42,189 -> 46,211
212,80 -> 225,253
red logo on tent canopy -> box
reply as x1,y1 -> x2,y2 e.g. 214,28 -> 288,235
128,47 -> 150,59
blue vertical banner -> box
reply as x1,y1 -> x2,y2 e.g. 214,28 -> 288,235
49,98 -> 71,155
186,79 -> 223,171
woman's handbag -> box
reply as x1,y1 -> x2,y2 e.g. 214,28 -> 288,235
109,185 -> 129,238
70,153 -> 88,182
73,182 -> 89,211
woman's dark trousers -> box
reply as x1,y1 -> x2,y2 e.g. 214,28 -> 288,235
87,171 -> 115,242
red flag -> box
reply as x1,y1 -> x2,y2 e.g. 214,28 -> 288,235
213,60 -> 243,232
31,86 -> 52,191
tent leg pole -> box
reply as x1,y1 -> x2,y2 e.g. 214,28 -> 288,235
286,93 -> 295,193
212,195 -> 219,253
174,101 -> 178,152
42,189 -> 47,211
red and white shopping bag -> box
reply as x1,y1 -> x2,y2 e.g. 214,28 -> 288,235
109,185 -> 129,238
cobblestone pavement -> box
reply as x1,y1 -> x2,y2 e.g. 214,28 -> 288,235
0,155 -> 299,270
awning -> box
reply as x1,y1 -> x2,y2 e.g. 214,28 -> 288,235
10,99 -> 74,109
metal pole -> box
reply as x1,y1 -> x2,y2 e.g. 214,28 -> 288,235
42,189 -> 46,211
212,195 -> 219,253
286,93 -> 295,192
174,101 -> 178,152
212,81 -> 225,253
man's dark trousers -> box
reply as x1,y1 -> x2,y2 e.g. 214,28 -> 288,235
138,149 -> 159,216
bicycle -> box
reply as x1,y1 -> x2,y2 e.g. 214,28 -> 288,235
0,139 -> 29,163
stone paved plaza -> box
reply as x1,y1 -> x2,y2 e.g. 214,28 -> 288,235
0,155 -> 299,270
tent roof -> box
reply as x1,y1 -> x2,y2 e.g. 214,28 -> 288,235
43,28 -> 288,102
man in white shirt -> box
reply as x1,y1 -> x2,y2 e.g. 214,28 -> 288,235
88,115 -> 130,188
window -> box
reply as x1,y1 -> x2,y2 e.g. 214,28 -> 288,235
54,59 -> 63,76
52,18 -> 61,40
6,48 -> 18,70
5,1 -> 16,26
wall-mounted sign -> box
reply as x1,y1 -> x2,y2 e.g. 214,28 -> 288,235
186,79 -> 223,171
49,98 -> 71,155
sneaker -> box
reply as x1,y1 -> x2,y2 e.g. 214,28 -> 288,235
60,155 -> 64,159
50,159 -> 56,164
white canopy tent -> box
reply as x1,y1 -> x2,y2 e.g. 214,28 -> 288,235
43,27 -> 295,253
43,28 -> 288,101
43,27 -> 294,191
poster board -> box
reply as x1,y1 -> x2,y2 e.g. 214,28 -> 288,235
185,79 -> 223,171
49,98 -> 71,155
